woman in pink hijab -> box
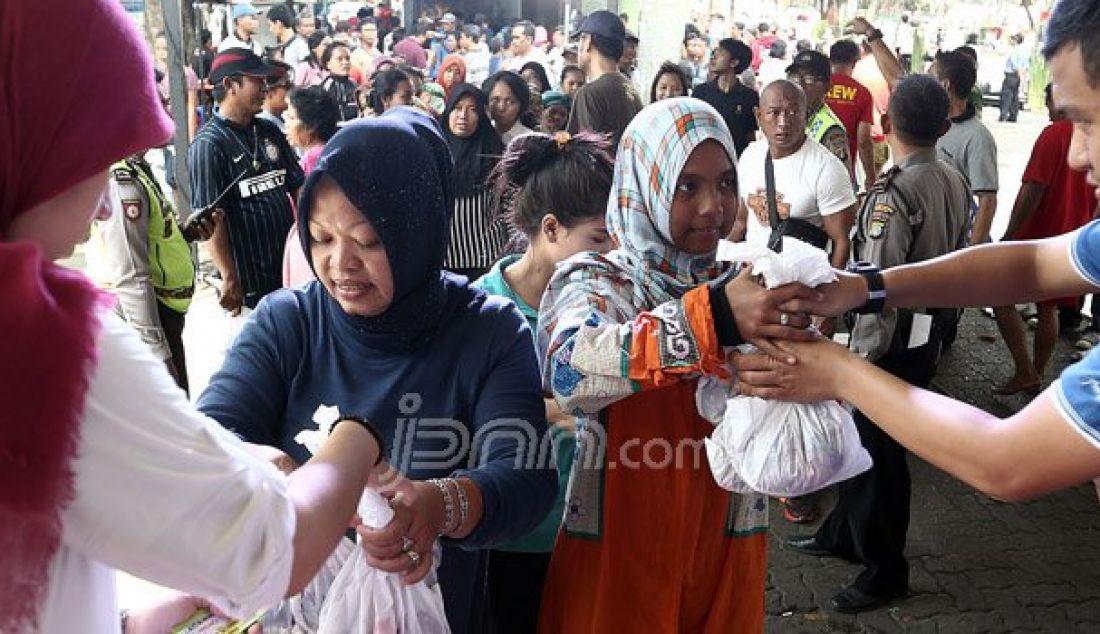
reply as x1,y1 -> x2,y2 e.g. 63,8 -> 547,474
0,1 -> 384,631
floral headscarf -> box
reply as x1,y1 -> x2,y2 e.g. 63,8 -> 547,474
542,97 -> 738,321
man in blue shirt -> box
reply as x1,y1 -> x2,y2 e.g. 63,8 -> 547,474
1000,33 -> 1029,122
733,0 -> 1100,510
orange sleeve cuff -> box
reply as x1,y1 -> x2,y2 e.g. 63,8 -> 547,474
626,285 -> 729,387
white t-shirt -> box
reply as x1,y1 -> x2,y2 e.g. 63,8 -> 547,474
739,137 -> 857,248
463,44 -> 492,89
38,312 -> 295,632
283,35 -> 310,67
218,33 -> 264,56
503,49 -> 547,74
501,120 -> 535,145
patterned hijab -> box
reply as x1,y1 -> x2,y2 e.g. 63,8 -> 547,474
542,97 -> 738,319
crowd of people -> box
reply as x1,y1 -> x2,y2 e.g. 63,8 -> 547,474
7,0 -> 1100,632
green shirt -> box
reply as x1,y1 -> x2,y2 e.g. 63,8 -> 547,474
472,255 -> 576,553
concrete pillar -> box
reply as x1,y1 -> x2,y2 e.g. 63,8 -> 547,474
636,0 -> 694,103
581,0 -> 615,15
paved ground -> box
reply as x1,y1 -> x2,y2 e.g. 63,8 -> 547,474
766,107 -> 1100,633
766,309 -> 1100,633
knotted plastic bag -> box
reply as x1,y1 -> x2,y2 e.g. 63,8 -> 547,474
315,492 -> 449,634
704,238 -> 872,497
284,406 -> 451,634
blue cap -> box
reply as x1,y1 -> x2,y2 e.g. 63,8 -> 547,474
231,3 -> 258,20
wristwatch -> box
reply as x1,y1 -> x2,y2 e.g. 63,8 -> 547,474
848,262 -> 886,314
867,28 -> 884,43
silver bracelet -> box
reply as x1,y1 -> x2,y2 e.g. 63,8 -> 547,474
449,478 -> 470,530
429,478 -> 457,535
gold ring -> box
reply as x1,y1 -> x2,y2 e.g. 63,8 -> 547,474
400,536 -> 414,553
406,550 -> 422,567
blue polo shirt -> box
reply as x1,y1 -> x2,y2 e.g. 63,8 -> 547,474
1054,220 -> 1100,448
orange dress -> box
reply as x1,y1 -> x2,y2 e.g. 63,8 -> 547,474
538,286 -> 768,633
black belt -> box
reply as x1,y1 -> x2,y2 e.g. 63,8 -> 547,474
155,284 -> 195,300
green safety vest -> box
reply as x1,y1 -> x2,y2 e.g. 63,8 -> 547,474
807,104 -> 846,145
112,158 -> 196,313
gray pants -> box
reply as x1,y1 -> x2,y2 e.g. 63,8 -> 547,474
1000,72 -> 1021,122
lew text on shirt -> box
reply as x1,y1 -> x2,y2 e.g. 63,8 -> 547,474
826,84 -> 859,102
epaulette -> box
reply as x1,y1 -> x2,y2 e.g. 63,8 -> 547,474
869,165 -> 901,195
111,161 -> 136,183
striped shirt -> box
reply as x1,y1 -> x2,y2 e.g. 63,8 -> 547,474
445,190 -> 509,270
189,115 -> 304,308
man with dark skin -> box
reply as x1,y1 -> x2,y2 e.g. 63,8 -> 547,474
733,80 -> 855,269
732,2 -> 1100,578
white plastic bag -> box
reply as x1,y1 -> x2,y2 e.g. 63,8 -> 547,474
705,396 -> 871,497
297,406 -> 451,634
704,237 -> 872,496
315,492 -> 450,634
261,538 -> 356,633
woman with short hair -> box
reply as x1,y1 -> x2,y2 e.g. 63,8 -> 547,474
483,71 -> 536,144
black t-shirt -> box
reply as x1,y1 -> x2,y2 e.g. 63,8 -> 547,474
188,115 -> 304,307
691,79 -> 759,156
566,72 -> 644,155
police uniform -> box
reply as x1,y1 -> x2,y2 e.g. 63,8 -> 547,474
808,103 -> 851,171
87,155 -> 196,392
813,146 -> 971,599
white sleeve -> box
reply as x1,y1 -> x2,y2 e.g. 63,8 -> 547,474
62,311 -> 296,618
816,148 -> 858,216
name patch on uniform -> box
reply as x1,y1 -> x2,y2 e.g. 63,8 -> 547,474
122,199 -> 142,221
238,169 -> 287,198
868,202 -> 895,239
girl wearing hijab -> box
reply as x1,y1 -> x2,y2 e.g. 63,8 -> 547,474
437,53 -> 467,100
472,131 -> 614,633
0,1 -> 384,631
320,42 -> 359,121
536,98 -> 818,632
197,108 -> 557,634
483,70 -> 536,144
441,83 -> 508,281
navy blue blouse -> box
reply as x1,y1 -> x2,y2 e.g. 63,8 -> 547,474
198,278 -> 556,540
197,279 -> 557,632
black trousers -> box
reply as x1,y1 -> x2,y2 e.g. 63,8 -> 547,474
487,549 -> 552,634
1000,72 -> 1021,122
157,302 -> 189,395
814,336 -> 940,595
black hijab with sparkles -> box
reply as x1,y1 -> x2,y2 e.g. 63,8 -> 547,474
441,83 -> 503,197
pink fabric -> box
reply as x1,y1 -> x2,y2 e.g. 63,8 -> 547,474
282,146 -> 324,287
295,62 -> 328,88
0,0 -> 173,629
